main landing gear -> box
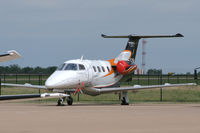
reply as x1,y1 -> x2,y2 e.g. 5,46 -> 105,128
57,96 -> 73,106
57,97 -> 65,106
67,96 -> 73,105
119,91 -> 129,105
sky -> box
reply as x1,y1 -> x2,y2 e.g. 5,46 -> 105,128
0,0 -> 199,73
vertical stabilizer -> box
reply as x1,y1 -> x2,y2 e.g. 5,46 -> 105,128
102,33 -> 183,61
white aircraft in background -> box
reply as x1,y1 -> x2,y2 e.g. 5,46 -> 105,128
0,50 -> 21,62
0,50 -> 68,100
2,34 -> 196,105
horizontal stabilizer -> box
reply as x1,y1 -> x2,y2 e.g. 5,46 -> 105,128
101,33 -> 183,38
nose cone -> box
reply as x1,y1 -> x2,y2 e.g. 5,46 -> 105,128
45,78 -> 61,88
45,71 -> 79,89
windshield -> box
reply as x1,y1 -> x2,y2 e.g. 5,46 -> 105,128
57,63 -> 85,71
57,64 -> 65,70
64,63 -> 78,70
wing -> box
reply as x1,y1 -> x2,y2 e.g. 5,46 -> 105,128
2,83 -> 77,93
98,83 -> 196,93
2,83 -> 47,89
0,50 -> 21,62
1,83 -> 69,101
0,93 -> 69,100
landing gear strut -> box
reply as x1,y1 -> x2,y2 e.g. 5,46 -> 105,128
120,91 -> 129,105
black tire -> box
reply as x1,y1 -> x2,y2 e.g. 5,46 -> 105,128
67,97 -> 73,105
57,99 -> 63,106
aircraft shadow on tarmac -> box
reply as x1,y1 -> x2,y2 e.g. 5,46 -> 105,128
36,103 -> 127,107
38,103 -> 200,107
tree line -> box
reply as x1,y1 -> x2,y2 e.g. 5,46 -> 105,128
1,65 -> 162,75
146,69 -> 162,75
0,64 -> 57,74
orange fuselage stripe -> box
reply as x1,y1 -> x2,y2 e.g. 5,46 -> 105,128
104,67 -> 114,77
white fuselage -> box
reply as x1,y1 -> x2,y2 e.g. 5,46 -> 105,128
45,59 -> 123,96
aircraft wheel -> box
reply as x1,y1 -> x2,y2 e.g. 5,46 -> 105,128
67,96 -> 73,105
57,98 -> 64,106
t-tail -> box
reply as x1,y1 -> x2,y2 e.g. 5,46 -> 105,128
102,33 -> 183,60
102,33 -> 183,75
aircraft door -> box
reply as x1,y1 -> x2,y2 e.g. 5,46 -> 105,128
87,66 -> 93,83
77,64 -> 88,84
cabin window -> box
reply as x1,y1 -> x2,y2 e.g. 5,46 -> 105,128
107,66 -> 110,72
102,66 -> 105,72
79,64 -> 85,70
97,66 -> 101,72
93,66 -> 96,72
64,63 -> 78,70
57,63 -> 65,70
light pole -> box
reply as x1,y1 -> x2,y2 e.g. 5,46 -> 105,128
194,67 -> 200,80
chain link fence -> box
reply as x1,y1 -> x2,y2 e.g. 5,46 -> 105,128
0,73 -> 199,86
0,73 -> 199,102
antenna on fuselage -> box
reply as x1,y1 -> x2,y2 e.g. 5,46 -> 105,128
101,33 -> 183,60
80,55 -> 84,60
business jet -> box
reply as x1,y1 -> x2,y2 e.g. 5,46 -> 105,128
2,34 -> 196,105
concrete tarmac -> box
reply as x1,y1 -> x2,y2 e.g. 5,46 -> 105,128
0,103 -> 200,133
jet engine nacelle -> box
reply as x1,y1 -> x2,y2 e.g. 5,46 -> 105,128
116,61 -> 137,75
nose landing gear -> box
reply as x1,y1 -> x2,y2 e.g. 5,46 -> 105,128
57,96 -> 73,106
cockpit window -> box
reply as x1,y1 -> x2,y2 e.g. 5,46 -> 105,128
64,63 -> 78,70
79,64 -> 85,70
57,64 -> 65,70
57,63 -> 85,71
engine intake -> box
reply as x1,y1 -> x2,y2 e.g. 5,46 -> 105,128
116,61 -> 137,75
